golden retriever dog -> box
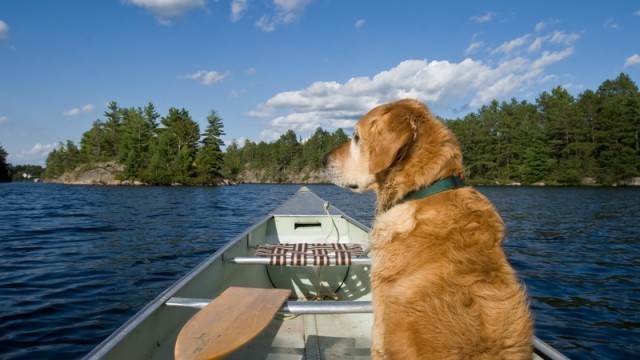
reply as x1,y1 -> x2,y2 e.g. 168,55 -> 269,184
322,99 -> 532,359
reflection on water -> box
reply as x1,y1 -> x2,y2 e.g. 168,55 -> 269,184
0,183 -> 638,359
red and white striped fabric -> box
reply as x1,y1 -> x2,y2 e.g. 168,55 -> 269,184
254,243 -> 364,266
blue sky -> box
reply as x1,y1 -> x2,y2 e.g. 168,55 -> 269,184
1,0 -> 639,165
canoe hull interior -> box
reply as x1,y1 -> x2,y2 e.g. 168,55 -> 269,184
85,188 -> 373,360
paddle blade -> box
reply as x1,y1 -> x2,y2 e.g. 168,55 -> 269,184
175,287 -> 291,360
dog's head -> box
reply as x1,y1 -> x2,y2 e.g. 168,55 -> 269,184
322,99 -> 464,210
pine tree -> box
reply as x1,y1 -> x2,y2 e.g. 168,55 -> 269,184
195,110 -> 226,183
102,101 -> 123,159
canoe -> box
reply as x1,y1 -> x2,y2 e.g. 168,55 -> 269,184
84,187 -> 568,360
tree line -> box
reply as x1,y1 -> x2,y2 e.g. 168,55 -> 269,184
44,102 -> 226,185
31,72 -> 640,186
448,73 -> 639,185
223,128 -> 349,182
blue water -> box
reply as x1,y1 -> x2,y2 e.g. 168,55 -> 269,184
0,183 -> 638,359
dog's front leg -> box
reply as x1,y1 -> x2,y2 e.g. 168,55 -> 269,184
371,276 -> 387,359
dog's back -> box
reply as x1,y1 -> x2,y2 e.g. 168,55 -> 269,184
371,187 -> 532,359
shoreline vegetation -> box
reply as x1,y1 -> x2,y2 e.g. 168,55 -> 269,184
2,73 -> 639,187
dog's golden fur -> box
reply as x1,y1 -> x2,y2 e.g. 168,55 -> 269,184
323,99 -> 533,359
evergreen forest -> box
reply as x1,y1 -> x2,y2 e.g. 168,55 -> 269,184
33,73 -> 640,186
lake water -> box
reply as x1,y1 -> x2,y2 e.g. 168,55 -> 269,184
0,183 -> 638,359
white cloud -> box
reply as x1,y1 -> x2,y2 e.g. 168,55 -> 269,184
491,35 -> 530,55
0,20 -> 9,42
182,70 -> 231,85
528,31 -> 579,53
471,11 -> 495,23
635,10 -> 640,17
355,19 -> 366,28
534,18 -> 560,33
465,41 -> 484,55
624,54 -> 640,68
255,0 -> 310,32
63,104 -> 95,116
123,0 -> 206,26
0,116 -> 9,124
548,31 -> 580,45
229,89 -> 246,98
529,37 -> 543,53
231,0 -> 248,22
11,143 -> 56,165
604,19 -> 619,29
531,47 -> 574,70
250,31 -> 577,141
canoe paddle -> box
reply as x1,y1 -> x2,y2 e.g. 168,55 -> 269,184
174,287 -> 291,360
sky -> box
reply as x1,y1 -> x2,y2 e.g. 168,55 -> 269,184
1,0 -> 639,166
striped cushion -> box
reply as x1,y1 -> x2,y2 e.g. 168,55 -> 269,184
255,243 -> 364,266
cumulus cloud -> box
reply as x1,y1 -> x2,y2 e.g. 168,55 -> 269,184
250,31 -> 578,141
471,11 -> 495,23
63,104 -> 95,116
123,0 -> 206,26
624,54 -> 640,68
231,0 -> 248,22
0,20 -> 9,42
182,70 -> 231,85
355,19 -> 366,28
255,0 -> 310,32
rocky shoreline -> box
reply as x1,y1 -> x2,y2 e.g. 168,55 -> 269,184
45,161 -> 640,187
45,161 -> 329,186
45,162 -> 143,186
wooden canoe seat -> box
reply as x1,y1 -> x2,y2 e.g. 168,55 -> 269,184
174,287 -> 291,360
228,243 -> 372,266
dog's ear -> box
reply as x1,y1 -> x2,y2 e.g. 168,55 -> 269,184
367,106 -> 419,174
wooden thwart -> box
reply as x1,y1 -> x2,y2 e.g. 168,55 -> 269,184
174,287 -> 291,360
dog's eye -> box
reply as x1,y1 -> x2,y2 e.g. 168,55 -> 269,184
353,133 -> 360,143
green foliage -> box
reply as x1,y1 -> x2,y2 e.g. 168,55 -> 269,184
43,141 -> 82,179
450,73 -> 639,185
0,144 -> 10,182
45,103 -> 222,185
222,127 -> 352,183
195,110 -> 226,183
10,164 -> 44,182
